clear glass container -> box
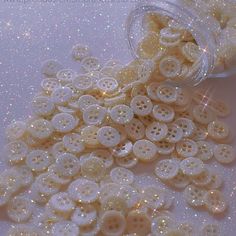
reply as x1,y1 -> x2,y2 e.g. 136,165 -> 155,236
126,0 -> 235,86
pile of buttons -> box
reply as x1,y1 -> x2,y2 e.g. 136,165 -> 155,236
1,13 -> 235,236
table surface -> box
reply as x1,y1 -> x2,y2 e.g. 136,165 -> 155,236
0,2 -> 236,235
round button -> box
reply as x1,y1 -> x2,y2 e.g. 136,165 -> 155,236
125,118 -> 145,141
91,149 -> 114,169
174,118 -> 196,138
176,139 -> 198,158
159,56 -> 181,78
191,168 -> 212,187
200,224 -> 220,236
208,120 -> 230,140
130,95 -> 153,116
83,104 -> 107,125
71,44 -> 90,61
56,69 -> 77,84
165,123 -> 183,143
77,95 -> 99,112
41,78 -> 60,92
5,121 -> 26,141
110,167 -> 134,185
101,195 -> 127,214
41,59 -> 63,77
196,141 -> 213,161
151,216 -> 177,235
115,154 -> 138,169
73,74 -> 94,91
168,170 -> 190,189
145,122 -> 168,142
153,104 -> 175,123
81,125 -> 100,147
155,159 -> 179,180
180,157 -> 204,176
193,105 -> 215,125
62,133 -> 85,154
32,96 -> 55,116
156,83 -> 178,104
147,82 -> 160,101
51,87 -> 73,105
110,104 -> 134,125
81,56 -> 101,72
182,42 -> 201,62
213,144 -> 235,164
97,77 -> 119,93
112,140 -> 133,158
156,140 -> 175,155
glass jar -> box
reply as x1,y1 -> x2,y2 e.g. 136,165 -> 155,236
126,0 -> 234,86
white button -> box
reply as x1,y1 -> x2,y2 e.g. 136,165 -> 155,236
41,78 -> 60,92
133,139 -> 157,162
130,95 -> 153,117
175,87 -> 191,107
52,113 -> 77,133
73,74 -> 94,91
139,114 -> 155,126
156,83 -> 178,104
100,210 -> 126,236
191,168 -> 212,187
97,77 -> 119,93
83,104 -> 107,125
81,125 -> 100,147
165,124 -> 183,143
7,196 -> 33,223
12,165 -> 33,188
101,195 -> 127,214
137,60 -> 154,83
178,222 -> 195,236
48,164 -> 71,185
131,84 -> 147,97
192,125 -> 208,141
99,183 -> 120,203
176,139 -> 198,158
68,178 -> 99,203
26,149 -> 50,172
81,56 -> 101,72
56,69 -> 77,84
204,190 -> 227,214
32,96 -> 55,116
155,159 -> 179,180
7,225 -> 41,236
208,120 -> 230,140
174,118 -> 195,138
146,82 -> 160,101
71,44 -> 90,61
49,192 -> 75,213
112,140 -> 133,158
153,104 -> 175,123
97,126 -> 121,147
110,167 -> 134,185
159,27 -> 181,47
182,42 -> 201,62
116,65 -> 138,86
145,122 -> 168,142
51,87 -> 73,105
193,105 -> 215,125
27,118 -> 53,139
52,141 -> 69,157
124,118 -> 145,141
41,59 -> 63,77
180,157 -> 204,176
151,216 -> 177,235
208,171 -> 223,190
77,95 -> 99,112
196,141 -> 213,161
71,204 -> 97,226
115,154 -> 138,169
81,157 -> 105,181
156,140 -> 175,155
66,82 -> 85,99
183,184 -> 206,207
90,149 -> 114,169
213,144 -> 235,164
62,133 -> 85,154
51,220 -> 79,236
55,153 -> 80,177
167,170 -> 190,189
159,56 -> 181,78
200,224 -> 220,236
4,140 -> 28,164
118,185 -> 140,208
126,210 -> 151,236
110,104 -> 134,125
5,121 -> 26,141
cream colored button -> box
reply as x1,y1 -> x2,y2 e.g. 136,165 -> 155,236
159,56 -> 181,78
182,42 -> 201,62
68,178 -> 99,203
12,165 -> 33,188
196,141 -> 213,161
180,157 -> 204,176
79,220 -> 100,236
7,196 -> 33,223
130,95 -> 153,116
131,84 -> 147,97
91,149 -> 114,169
102,195 -> 127,213
99,183 -> 120,202
41,78 -> 60,92
52,113 -> 77,133
176,139 -> 198,158
71,204 -> 97,226
4,140 -> 28,163
208,120 -> 230,140
155,159 -> 179,180
115,154 -> 138,169
183,184 -> 206,207
71,44 -> 90,61
153,104 -> 175,123
48,164 -> 71,185
175,87 -> 191,107
66,82 -> 84,99
77,95 -> 99,112
139,114 -> 155,126
112,140 -> 133,158
27,118 -> 53,139
204,190 -> 227,214
156,83 -> 178,104
52,141 -> 68,157
81,56 -> 101,72
156,140 -> 175,155
110,167 -> 134,185
62,133 -> 85,154
110,104 -> 134,125
192,125 -> 208,141
213,144 -> 235,164
159,27 -> 181,47
118,185 -> 140,208
51,220 -> 79,236
81,125 -> 100,147
147,82 -> 160,101
5,121 -> 26,141
55,153 -> 80,177
97,77 -> 119,93
100,210 -> 126,236
97,126 -> 121,147
126,210 -> 151,236
145,121 -> 168,142
165,124 -> 183,143
83,104 -> 107,125
133,139 -> 157,162
124,118 -> 145,141
208,172 -> 223,190
32,96 -> 55,116
73,74 -> 94,91
200,224 -> 220,236
151,216 -> 176,235
7,225 -> 41,236
26,149 -> 50,172
168,170 -> 190,189
49,192 -> 75,213
81,157 -> 105,181
174,118 -> 195,138
191,168 -> 212,187
51,87 -> 73,105
193,105 -> 215,125
56,69 -> 77,84
41,59 -> 63,77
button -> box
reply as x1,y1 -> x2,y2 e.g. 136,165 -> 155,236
155,159 -> 179,180
124,118 -> 145,141
147,82 -> 161,101
90,149 -> 113,169
110,167 -> 134,185
97,77 -> 119,94
12,165 -> 33,188
193,105 -> 215,125
51,87 -> 73,105
101,195 -> 127,214
208,120 -> 230,140
156,140 -> 175,155
41,59 -> 63,77
167,170 -> 190,189
56,69 -> 77,84
130,95 -> 153,116
115,154 -> 138,169
100,210 -> 126,236
5,121 -> 26,141
79,220 -> 100,236
51,113 -> 77,133
156,83 -> 178,104
178,222 -> 195,236
165,124 -> 183,143
81,56 -> 101,72
159,56 -> 181,78
192,125 -> 208,141
99,183 -> 120,203
145,121 -> 168,142
118,185 -> 140,208
180,157 -> 204,176
73,74 -> 94,91
66,82 -> 85,99
131,84 -> 147,97
213,144 -> 235,164
81,125 -> 100,147
77,95 -> 99,112
68,178 -> 99,203
41,78 -> 60,92
7,196 -> 33,223
175,87 -> 191,107
196,141 -> 213,161
51,220 -> 79,236
153,104 -> 175,123
97,126 -> 121,148
137,60 -> 154,83
191,168 -> 212,187
110,104 -> 134,125
52,141 -> 68,157
200,224 -> 220,236
176,139 -> 198,158
32,96 -> 55,116
181,42 -> 201,62
112,140 -> 133,158
116,65 -> 138,86
133,139 -> 157,162
71,44 -> 90,61
208,171 -> 223,190
174,118 -> 196,138
83,104 -> 107,125
62,133 -> 85,154
48,164 -> 71,185
159,27 -> 181,47
139,115 -> 155,126
151,216 -> 177,235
